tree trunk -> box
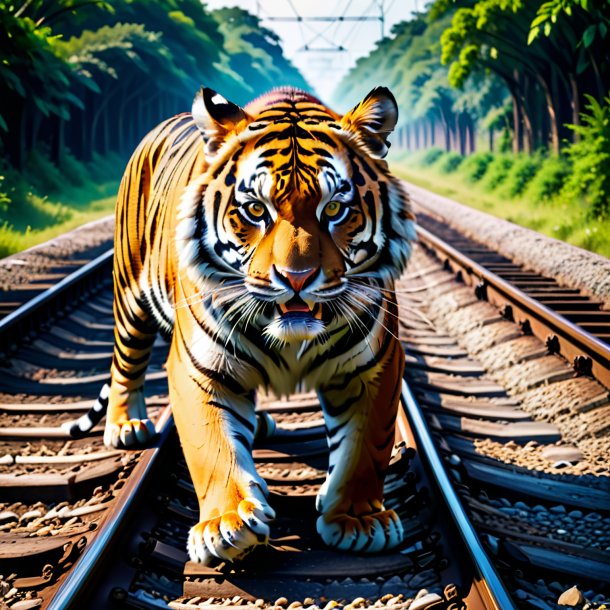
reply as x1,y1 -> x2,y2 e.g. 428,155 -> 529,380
467,116 -> 475,154
439,108 -> 451,152
54,118 -> 65,166
511,91 -> 523,153
401,125 -> 407,149
488,128 -> 494,152
536,74 -> 559,155
569,72 -> 580,141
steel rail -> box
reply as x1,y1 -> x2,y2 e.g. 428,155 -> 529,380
416,226 -> 610,389
46,405 -> 174,610
398,380 -> 517,610
0,248 -> 114,354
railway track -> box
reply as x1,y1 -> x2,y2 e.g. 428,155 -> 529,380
0,188 -> 609,609
0,216 -> 114,321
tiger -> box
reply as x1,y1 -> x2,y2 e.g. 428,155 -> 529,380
64,85 -> 416,564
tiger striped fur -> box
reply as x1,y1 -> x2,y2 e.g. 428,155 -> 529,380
70,86 -> 416,564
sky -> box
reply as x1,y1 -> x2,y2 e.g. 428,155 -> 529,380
205,0 -> 419,105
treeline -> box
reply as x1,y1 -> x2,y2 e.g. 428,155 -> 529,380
0,0 -> 309,171
335,0 -> 610,157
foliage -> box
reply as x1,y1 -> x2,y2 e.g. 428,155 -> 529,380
528,0 -> 610,48
525,155 -> 571,203
0,0 -> 308,169
422,147 -> 445,165
502,154 -> 543,197
430,0 -> 610,153
438,152 -> 464,173
481,155 -> 514,191
0,7 -> 81,130
461,152 -> 494,182
562,94 -> 610,217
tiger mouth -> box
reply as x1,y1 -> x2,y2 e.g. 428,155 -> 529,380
278,297 -> 323,320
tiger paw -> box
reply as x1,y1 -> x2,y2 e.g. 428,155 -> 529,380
316,508 -> 404,553
103,418 -> 156,448
187,498 -> 276,564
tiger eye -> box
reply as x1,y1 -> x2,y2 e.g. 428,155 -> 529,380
248,202 -> 266,217
324,201 -> 341,218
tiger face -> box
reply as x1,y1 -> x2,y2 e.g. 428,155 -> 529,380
178,87 -> 415,346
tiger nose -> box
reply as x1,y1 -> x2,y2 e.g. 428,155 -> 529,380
274,266 -> 319,292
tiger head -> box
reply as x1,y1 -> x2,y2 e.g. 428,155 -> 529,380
178,87 -> 416,345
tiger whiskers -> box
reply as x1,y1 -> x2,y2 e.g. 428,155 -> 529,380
341,289 -> 401,344
348,277 -> 426,301
333,295 -> 376,356
345,282 -> 401,320
172,279 -> 244,310
223,295 -> 262,351
211,292 -> 253,347
349,281 -> 432,328
347,279 -> 434,328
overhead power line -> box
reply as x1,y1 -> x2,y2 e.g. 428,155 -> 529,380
264,16 -> 382,22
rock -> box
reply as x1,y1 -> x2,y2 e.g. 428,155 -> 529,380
409,593 -> 442,610
7,600 -> 43,610
557,586 -> 584,606
541,446 -> 583,463
584,512 -> 601,522
19,510 -> 42,523
0,511 -> 18,524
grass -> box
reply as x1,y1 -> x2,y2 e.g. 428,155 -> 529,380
389,149 -> 610,258
0,151 -> 122,257
0,195 -> 117,257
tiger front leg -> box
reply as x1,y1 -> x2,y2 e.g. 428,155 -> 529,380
104,290 -> 158,448
167,346 -> 275,565
316,338 -> 405,553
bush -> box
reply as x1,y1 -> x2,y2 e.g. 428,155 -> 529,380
503,153 -> 542,197
420,147 -> 445,166
461,152 -> 494,183
24,148 -> 67,195
525,155 -> 571,203
562,94 -> 610,218
481,155 -> 514,191
437,152 -> 464,174
58,150 -> 91,189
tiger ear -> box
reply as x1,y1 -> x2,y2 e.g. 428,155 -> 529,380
192,87 -> 249,156
340,87 -> 398,159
